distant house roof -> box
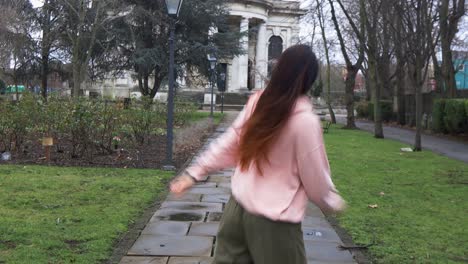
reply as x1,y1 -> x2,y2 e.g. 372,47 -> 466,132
453,50 -> 468,60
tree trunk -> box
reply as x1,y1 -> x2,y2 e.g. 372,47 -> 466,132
40,0 -> 51,101
137,74 -> 145,95
150,75 -> 162,99
344,67 -> 357,129
72,59 -> 81,97
414,69 -> 423,151
41,53 -> 49,100
317,0 -> 336,124
396,76 -> 406,125
137,71 -> 150,96
369,56 -> 384,138
439,0 -> 465,98
431,52 -> 444,95
326,63 -> 336,124
442,49 -> 457,98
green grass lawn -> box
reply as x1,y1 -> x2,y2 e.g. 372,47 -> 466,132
188,112 -> 224,125
0,165 -> 172,263
325,125 -> 468,263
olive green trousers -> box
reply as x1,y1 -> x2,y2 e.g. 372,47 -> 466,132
212,197 -> 307,264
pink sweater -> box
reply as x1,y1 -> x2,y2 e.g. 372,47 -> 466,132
187,91 -> 343,223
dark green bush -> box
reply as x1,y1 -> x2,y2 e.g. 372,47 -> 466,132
432,99 -> 446,133
0,79 -> 6,94
368,101 -> 394,122
355,100 -> 369,118
174,100 -> 198,127
465,101 -> 468,122
312,79 -> 323,98
443,99 -> 467,134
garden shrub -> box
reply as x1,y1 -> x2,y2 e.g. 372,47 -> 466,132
174,99 -> 198,127
368,101 -> 394,122
0,79 -> 6,94
2,93 -> 41,152
355,100 -> 369,118
122,108 -> 159,146
443,99 -> 467,134
0,102 -> 15,151
0,94 -> 199,157
312,79 -> 323,98
432,99 -> 446,133
66,98 -> 100,157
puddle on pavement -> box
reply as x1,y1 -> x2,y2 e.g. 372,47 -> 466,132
166,212 -> 203,221
179,204 -> 207,210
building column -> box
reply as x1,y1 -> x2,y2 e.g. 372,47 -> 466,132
238,17 -> 249,91
255,21 -> 267,90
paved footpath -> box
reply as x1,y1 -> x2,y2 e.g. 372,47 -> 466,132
120,112 -> 357,264
335,116 -> 468,163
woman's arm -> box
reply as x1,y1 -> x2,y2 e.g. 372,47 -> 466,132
296,114 -> 346,213
185,91 -> 261,181
185,109 -> 246,181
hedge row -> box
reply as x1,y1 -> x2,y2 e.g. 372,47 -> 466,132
432,99 -> 468,134
355,100 -> 394,122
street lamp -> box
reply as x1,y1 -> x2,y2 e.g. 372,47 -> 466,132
218,72 -> 226,113
207,53 -> 217,117
164,0 -> 183,171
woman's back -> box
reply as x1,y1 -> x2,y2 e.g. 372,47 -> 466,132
211,91 -> 339,223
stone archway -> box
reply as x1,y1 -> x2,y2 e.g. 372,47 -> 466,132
268,36 -> 283,76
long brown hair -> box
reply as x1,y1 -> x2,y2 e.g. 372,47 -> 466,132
238,44 -> 319,174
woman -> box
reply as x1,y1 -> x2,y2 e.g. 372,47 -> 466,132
170,44 -> 346,264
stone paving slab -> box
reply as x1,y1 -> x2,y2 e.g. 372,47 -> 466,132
206,212 -> 223,222
120,257 -> 168,264
206,176 -> 231,183
306,203 -> 325,218
302,227 -> 342,242
188,222 -> 220,237
208,172 -> 231,177
305,241 -> 355,263
128,235 -> 213,257
302,216 -> 334,229
186,187 -> 231,195
216,182 -> 231,189
160,201 -> 223,213
150,209 -> 206,222
166,193 -> 202,202
193,182 -> 218,188
201,194 -> 230,204
141,221 -> 190,236
167,257 -> 213,264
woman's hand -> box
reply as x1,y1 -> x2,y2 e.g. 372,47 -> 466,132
170,173 -> 196,196
322,191 -> 347,215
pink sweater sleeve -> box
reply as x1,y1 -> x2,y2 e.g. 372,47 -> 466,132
186,93 -> 258,181
296,114 -> 344,213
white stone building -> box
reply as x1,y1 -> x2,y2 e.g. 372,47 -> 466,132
86,0 -> 304,99
220,0 -> 305,92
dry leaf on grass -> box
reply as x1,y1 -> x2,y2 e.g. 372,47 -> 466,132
368,204 -> 379,209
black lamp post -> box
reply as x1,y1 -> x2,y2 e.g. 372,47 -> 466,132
164,0 -> 183,170
219,72 -> 226,113
207,54 -> 217,117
